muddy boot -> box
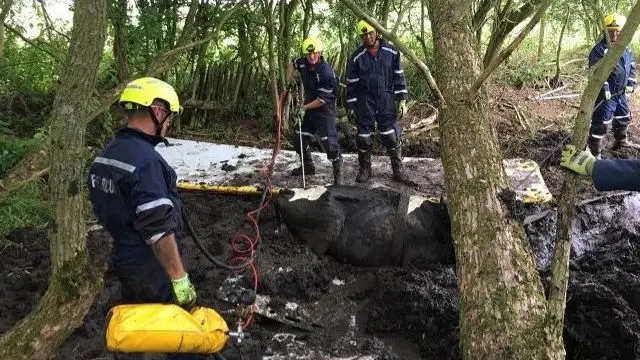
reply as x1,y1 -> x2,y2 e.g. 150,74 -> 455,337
332,157 -> 343,186
388,147 -> 410,183
355,150 -> 372,183
612,128 -> 640,151
588,137 -> 603,159
291,152 -> 316,176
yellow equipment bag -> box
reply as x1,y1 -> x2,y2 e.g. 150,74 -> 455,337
106,304 -> 229,354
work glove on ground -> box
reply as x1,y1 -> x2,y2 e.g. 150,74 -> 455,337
172,273 -> 197,309
560,145 -> 596,176
397,100 -> 407,119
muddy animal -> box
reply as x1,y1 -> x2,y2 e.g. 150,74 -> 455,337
274,185 -> 454,267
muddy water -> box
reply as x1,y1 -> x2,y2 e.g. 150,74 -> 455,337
1,190 -> 640,359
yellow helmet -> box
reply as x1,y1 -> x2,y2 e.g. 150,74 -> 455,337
119,77 -> 181,113
356,20 -> 375,35
604,13 -> 626,30
302,37 -> 323,54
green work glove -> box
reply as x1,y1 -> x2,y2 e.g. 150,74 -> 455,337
397,99 -> 407,119
171,273 -> 197,308
560,145 -> 596,176
626,85 -> 635,98
296,107 -> 305,121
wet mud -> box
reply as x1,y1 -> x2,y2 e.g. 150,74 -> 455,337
1,189 -> 640,359
2,129 -> 640,359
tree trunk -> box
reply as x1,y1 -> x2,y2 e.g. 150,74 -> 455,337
552,8 -> 570,86
0,0 -> 14,57
427,1 -> 561,358
262,0 -> 281,131
378,0 -> 391,28
0,1 -> 107,358
537,11 -> 546,61
548,3 -> 640,354
302,0 -> 312,39
109,0 -> 130,81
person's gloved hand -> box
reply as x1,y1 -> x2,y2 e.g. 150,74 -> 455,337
626,85 -> 635,98
346,108 -> 357,123
397,100 -> 407,119
171,273 -> 197,308
560,145 -> 596,176
296,107 -> 305,121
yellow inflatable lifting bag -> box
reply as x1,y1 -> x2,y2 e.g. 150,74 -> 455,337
106,304 -> 229,354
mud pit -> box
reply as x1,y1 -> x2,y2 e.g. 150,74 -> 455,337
2,131 -> 640,359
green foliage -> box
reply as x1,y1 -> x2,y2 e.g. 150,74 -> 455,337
0,34 -> 58,136
496,37 -> 553,88
0,135 -> 43,178
0,181 -> 50,246
86,111 -> 121,148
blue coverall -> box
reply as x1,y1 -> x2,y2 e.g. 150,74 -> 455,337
593,159 -> 640,191
87,128 -> 194,360
589,38 -> 637,140
345,39 -> 408,154
292,56 -> 341,162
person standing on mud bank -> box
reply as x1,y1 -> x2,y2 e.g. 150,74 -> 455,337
87,77 -> 197,360
588,13 -> 640,158
287,37 -> 343,185
561,145 -> 640,191
345,20 -> 409,183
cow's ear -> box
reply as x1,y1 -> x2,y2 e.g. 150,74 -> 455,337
439,195 -> 449,213
280,188 -> 295,196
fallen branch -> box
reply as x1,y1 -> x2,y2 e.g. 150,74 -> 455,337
0,149 -> 49,206
502,102 -> 530,131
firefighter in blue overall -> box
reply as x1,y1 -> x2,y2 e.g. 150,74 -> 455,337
588,13 -> 639,158
561,145 -> 640,191
346,20 -> 409,183
87,77 -> 197,360
287,37 -> 343,185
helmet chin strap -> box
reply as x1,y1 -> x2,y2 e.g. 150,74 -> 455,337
149,107 -> 166,137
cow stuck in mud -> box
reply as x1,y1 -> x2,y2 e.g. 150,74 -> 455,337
274,185 -> 454,267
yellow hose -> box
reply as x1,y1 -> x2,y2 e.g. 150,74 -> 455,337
177,181 -> 281,196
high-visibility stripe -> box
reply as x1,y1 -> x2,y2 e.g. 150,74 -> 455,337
94,157 -> 136,172
136,198 -> 173,214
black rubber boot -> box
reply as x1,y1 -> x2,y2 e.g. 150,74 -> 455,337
388,147 -> 410,183
290,152 -> 315,176
612,128 -> 640,151
355,151 -> 372,183
332,157 -> 343,186
588,136 -> 603,159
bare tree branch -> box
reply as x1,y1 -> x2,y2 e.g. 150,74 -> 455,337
3,23 -> 64,62
469,0 -> 554,95
339,0 -> 445,104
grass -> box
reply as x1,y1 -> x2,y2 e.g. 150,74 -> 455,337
0,134 -> 42,178
0,135 -> 49,247
0,180 -> 50,246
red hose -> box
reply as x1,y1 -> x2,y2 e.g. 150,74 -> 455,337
228,90 -> 288,329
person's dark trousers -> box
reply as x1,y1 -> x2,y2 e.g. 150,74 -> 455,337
113,263 -> 198,360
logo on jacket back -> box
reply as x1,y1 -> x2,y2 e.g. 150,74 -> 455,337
90,173 -> 116,194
